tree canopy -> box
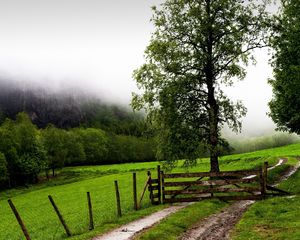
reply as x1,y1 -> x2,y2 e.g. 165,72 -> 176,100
132,0 -> 271,172
269,0 -> 300,133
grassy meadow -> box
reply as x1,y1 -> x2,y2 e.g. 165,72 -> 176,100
1,142 -> 300,240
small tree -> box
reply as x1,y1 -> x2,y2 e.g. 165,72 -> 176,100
64,130 -> 86,166
132,0 -> 271,171
268,0 -> 300,133
42,125 -> 67,177
0,152 -> 8,186
14,113 -> 46,183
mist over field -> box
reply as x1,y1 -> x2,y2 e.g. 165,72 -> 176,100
0,0 -> 283,137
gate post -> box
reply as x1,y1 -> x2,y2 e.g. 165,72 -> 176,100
157,165 -> 161,204
161,171 -> 165,204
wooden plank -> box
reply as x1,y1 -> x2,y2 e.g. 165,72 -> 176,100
164,178 -> 257,187
8,199 -> 31,240
163,170 -> 260,178
266,185 -> 290,195
150,179 -> 159,184
138,175 -> 151,209
148,185 -> 160,191
164,195 -> 262,203
163,187 -> 260,195
147,171 -> 154,204
171,176 -> 204,199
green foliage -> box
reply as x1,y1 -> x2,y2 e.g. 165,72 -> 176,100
0,113 -> 46,186
63,130 -> 86,166
108,135 -> 156,163
132,0 -> 271,171
269,0 -> 300,133
0,152 -> 8,184
75,128 -> 109,164
41,125 -> 68,176
0,112 -> 156,189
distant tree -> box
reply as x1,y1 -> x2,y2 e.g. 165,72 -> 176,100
0,113 -> 46,186
41,125 -> 67,176
13,113 -> 46,183
64,130 -> 86,166
268,0 -> 300,133
0,120 -> 19,187
132,0 -> 271,172
0,152 -> 8,186
76,128 -> 108,164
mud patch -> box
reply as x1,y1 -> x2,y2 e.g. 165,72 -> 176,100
179,200 -> 254,240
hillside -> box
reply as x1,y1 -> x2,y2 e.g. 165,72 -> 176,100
0,80 -> 144,135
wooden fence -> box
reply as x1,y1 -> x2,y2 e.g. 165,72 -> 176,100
148,162 -> 278,203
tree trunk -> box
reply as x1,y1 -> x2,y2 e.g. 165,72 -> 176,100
208,97 -> 220,173
52,168 -> 55,177
205,0 -> 220,173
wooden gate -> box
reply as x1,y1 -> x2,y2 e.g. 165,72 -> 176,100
161,168 -> 266,203
148,162 -> 289,204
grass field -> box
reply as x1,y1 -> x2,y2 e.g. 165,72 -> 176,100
1,142 -> 300,240
230,160 -> 300,240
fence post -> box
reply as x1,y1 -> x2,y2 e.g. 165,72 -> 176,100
87,192 -> 94,230
157,165 -> 161,204
161,171 -> 165,204
147,171 -> 154,204
114,180 -> 122,217
48,195 -> 72,237
7,199 -> 31,240
133,173 -> 138,210
260,167 -> 266,199
263,162 -> 268,196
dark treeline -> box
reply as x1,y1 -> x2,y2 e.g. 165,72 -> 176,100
0,113 -> 156,189
0,80 -> 146,136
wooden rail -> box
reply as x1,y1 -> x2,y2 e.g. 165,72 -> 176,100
160,165 -> 267,203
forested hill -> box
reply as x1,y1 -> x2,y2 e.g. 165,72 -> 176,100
0,81 -> 145,135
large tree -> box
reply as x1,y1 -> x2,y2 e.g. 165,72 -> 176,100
132,0 -> 271,172
269,0 -> 300,133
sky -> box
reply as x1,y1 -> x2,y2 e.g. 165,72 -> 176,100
0,0 -> 279,137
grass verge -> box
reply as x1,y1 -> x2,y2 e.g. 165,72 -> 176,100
134,200 -> 228,240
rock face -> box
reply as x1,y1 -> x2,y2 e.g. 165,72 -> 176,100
0,80 -> 141,132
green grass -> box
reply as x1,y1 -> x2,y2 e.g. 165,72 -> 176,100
1,142 -> 300,240
230,157 -> 300,240
134,200 -> 228,240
